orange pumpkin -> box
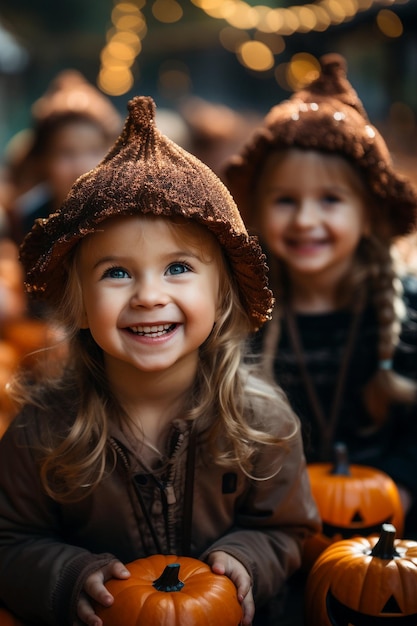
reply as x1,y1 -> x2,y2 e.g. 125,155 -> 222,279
2,318 -> 68,377
95,554 -> 243,626
302,443 -> 404,570
0,607 -> 25,625
2,319 -> 53,364
304,524 -> 417,625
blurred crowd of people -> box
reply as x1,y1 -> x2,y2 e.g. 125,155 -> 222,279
0,70 -> 123,436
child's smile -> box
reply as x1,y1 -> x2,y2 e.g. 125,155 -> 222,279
284,234 -> 331,253
258,149 -> 369,287
127,323 -> 178,338
124,322 -> 182,347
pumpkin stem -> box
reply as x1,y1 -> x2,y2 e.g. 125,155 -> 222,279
153,563 -> 185,592
370,524 -> 400,559
330,442 -> 351,476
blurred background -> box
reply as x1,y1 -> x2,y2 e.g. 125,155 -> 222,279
0,0 -> 416,168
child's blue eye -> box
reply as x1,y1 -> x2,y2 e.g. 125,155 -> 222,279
322,194 -> 340,204
103,267 -> 129,279
277,196 -> 295,204
272,196 -> 296,208
166,263 -> 190,275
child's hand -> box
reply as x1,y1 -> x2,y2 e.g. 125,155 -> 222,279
206,550 -> 254,626
74,559 -> 130,626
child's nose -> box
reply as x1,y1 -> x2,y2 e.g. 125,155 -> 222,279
294,199 -> 318,227
130,277 -> 169,308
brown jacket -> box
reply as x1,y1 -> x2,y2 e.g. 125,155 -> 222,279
0,398 -> 320,625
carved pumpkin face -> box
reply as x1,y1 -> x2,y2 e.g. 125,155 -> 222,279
302,445 -> 404,571
305,524 -> 417,626
95,554 -> 243,626
326,590 -> 417,625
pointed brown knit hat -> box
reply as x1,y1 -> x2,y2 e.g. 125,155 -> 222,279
19,96 -> 273,330
224,53 -> 417,238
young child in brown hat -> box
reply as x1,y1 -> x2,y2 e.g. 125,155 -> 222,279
224,54 -> 417,540
0,96 -> 320,625
6,69 -> 122,244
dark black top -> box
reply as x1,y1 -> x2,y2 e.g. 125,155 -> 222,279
251,276 -> 417,536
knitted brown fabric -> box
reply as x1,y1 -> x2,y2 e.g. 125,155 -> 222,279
19,96 -> 273,331
224,53 -> 417,238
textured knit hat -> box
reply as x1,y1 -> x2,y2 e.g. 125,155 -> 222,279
224,53 -> 417,238
19,96 -> 273,331
31,69 -> 122,141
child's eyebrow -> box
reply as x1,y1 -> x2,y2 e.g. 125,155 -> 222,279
91,250 -> 203,270
165,250 -> 203,261
264,183 -> 292,192
265,182 -> 349,193
263,187 -> 294,199
92,255 -> 124,270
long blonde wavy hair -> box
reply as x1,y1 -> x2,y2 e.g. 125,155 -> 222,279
13,216 -> 298,502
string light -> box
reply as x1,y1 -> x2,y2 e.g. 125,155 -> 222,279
97,0 -> 409,96
376,8 -> 404,37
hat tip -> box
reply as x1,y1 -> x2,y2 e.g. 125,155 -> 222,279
127,96 -> 157,131
319,53 -> 348,78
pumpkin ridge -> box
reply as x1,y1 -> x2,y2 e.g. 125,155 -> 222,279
396,556 -> 417,613
99,585 -> 154,624
172,591 -> 215,625
170,580 -> 241,626
137,591 -> 179,624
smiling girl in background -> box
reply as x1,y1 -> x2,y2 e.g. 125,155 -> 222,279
224,54 -> 417,543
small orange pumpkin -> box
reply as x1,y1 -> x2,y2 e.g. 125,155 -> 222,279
2,318 -> 68,378
302,443 -> 404,570
0,607 -> 25,625
95,554 -> 243,626
304,524 -> 417,625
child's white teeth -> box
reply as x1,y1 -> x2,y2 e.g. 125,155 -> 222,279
130,323 -> 173,336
